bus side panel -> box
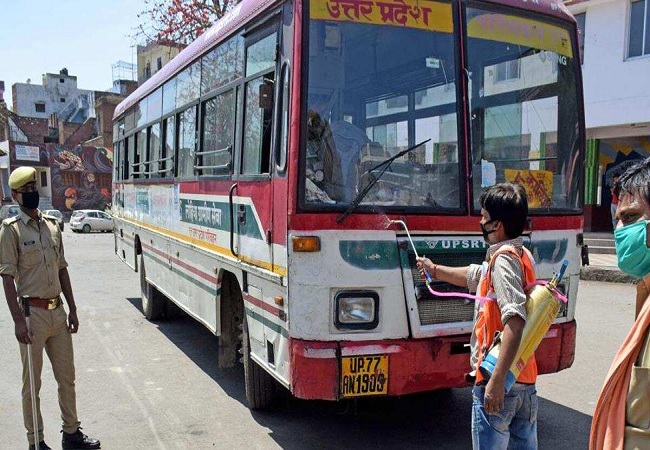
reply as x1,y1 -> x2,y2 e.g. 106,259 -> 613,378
114,218 -> 137,271
114,215 -> 293,388
244,275 -> 291,387
529,229 -> 582,323
149,229 -> 220,332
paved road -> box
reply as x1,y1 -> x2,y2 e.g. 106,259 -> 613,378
0,231 -> 637,449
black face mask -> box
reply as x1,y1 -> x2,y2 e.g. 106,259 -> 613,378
19,191 -> 40,209
480,220 -> 498,241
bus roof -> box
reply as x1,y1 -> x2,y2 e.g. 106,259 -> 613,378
114,0 -> 575,121
114,0 -> 279,120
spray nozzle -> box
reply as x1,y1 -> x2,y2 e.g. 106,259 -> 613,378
556,260 -> 568,283
549,259 -> 569,288
387,219 -> 434,284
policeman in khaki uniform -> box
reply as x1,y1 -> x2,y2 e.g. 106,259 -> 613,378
0,167 -> 100,450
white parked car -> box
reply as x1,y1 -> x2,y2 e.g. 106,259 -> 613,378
42,209 -> 64,231
0,204 -> 20,221
70,210 -> 114,233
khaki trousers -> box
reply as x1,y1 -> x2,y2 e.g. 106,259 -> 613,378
19,305 -> 80,445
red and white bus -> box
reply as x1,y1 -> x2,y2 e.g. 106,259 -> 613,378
112,0 -> 585,408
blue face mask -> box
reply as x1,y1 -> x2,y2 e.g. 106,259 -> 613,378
615,220 -> 650,278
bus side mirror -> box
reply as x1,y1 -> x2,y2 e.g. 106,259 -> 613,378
259,83 -> 274,109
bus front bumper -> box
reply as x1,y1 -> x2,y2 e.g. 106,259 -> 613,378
288,320 -> 576,401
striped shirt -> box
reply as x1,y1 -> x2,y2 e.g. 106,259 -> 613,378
466,236 -> 529,369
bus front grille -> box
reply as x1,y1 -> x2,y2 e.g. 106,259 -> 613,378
408,252 -> 485,325
414,282 -> 476,325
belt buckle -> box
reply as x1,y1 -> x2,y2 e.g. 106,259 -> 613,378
47,297 -> 59,310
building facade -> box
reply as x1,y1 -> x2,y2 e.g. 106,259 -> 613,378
567,0 -> 650,230
12,68 -> 94,121
0,72 -> 134,210
137,41 -> 184,84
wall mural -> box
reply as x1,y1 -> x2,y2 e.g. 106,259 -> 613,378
599,137 -> 650,206
529,239 -> 568,265
49,145 -> 112,211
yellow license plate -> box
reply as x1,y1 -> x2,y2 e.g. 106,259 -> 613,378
340,355 -> 389,398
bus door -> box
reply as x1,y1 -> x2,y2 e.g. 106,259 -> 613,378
233,25 -> 280,274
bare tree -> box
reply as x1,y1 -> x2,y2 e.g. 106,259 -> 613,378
137,0 -> 239,45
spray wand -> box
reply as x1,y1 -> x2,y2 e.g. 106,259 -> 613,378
387,219 -> 569,304
388,220 -> 434,284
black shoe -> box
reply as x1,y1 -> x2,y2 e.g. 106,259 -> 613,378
61,428 -> 101,449
28,442 -> 51,450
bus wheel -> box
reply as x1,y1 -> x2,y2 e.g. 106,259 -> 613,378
242,315 -> 277,409
140,255 -> 164,321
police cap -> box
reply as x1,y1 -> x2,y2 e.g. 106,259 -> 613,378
9,166 -> 37,190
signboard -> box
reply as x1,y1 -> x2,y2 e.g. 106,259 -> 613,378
505,168 -> 553,208
467,13 -> 573,58
310,0 -> 453,33
15,144 -> 41,162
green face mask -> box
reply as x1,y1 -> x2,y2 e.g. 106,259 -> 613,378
615,220 -> 650,278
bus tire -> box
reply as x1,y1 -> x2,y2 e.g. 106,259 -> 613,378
243,315 -> 277,410
140,255 -> 164,321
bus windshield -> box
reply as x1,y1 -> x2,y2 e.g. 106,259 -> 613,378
303,0 -> 462,211
466,8 -> 582,213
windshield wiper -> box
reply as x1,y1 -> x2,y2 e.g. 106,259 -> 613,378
336,139 -> 430,224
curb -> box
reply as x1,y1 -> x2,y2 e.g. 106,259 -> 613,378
580,266 -> 637,284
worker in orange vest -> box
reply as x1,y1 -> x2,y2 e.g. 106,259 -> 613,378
418,183 -> 538,449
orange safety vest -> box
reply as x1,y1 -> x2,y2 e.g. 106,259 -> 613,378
474,245 -> 538,385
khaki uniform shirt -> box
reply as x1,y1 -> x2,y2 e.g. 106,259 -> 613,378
0,209 -> 67,299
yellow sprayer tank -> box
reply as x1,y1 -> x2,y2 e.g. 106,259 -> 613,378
479,260 -> 567,392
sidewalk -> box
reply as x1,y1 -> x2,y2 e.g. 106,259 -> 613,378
580,252 -> 636,284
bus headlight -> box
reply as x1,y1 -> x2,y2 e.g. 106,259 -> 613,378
335,291 -> 379,330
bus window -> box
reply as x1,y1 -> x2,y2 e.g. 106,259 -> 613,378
115,119 -> 125,142
162,78 -> 176,116
161,116 -> 175,178
135,130 -> 147,179
125,110 -> 135,133
242,74 -> 274,174
176,62 -> 201,109
114,140 -> 122,181
201,34 -> 244,94
200,90 -> 235,175
241,29 -> 278,175
148,88 -> 163,124
125,136 -> 133,180
246,32 -> 277,76
465,8 -> 581,212
149,123 -> 161,178
136,97 -> 148,128
304,7 -> 461,209
178,106 -> 197,178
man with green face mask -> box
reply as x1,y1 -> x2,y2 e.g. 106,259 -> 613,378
590,157 -> 650,450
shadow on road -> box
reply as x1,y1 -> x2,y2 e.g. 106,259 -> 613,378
251,393 -> 591,449
126,297 -> 592,449
126,297 -> 247,406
